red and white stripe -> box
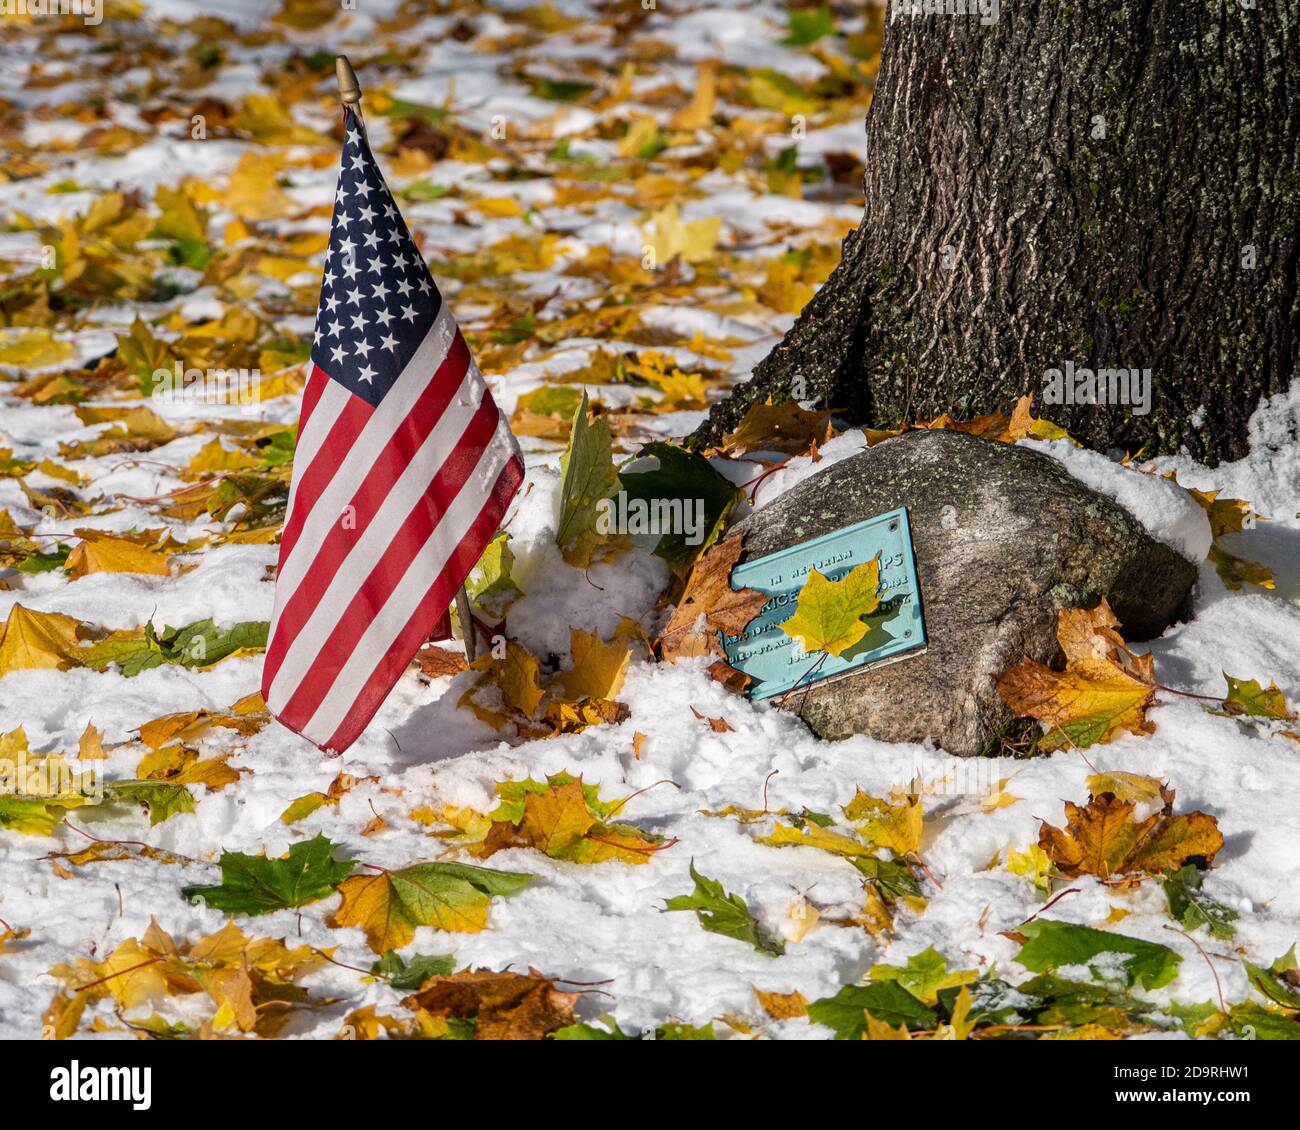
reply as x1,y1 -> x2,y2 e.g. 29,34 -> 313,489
262,306 -> 523,754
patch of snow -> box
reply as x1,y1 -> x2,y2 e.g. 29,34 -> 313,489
1019,438 -> 1213,563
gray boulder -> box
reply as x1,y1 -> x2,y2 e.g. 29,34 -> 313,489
730,429 -> 1197,756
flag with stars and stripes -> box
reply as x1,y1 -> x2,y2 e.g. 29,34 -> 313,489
262,107 -> 524,755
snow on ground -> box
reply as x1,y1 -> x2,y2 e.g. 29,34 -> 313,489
0,1 -> 1297,1040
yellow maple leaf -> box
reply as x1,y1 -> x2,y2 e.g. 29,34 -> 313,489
996,598 -> 1156,749
477,778 -> 662,865
944,986 -> 978,1040
183,438 -> 261,479
1007,393 -> 1074,443
1006,843 -> 1054,891
544,696 -> 630,735
980,777 -> 1022,811
0,922 -> 30,960
42,991 -> 88,1041
0,328 -> 75,368
786,897 -> 820,942
780,558 -> 882,657
85,937 -> 175,1010
224,152 -> 297,221
75,403 -> 178,446
135,742 -> 242,792
1170,477 -> 1273,589
332,863 -> 518,953
1085,771 -> 1165,804
862,1013 -> 911,1040
645,202 -> 720,266
77,722 -> 107,761
229,92 -> 332,146
842,788 -> 923,855
857,883 -> 895,939
0,726 -> 28,759
459,639 -> 546,729
618,115 -> 661,158
206,967 -> 258,1032
1000,658 -> 1154,750
557,626 -> 632,701
472,195 -> 525,218
65,535 -> 170,580
0,604 -> 86,673
759,820 -> 875,858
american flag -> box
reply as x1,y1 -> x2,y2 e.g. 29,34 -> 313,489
262,108 -> 524,755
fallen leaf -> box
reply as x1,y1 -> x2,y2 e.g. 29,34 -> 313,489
843,789 -> 923,855
657,536 -> 769,661
182,835 -> 355,916
331,861 -> 536,953
779,557 -> 882,657
690,705 -> 734,732
0,604 -> 86,673
1219,673 -> 1293,719
402,968 -> 579,1040
755,988 -> 808,1020
555,390 -> 618,567
996,598 -> 1155,749
664,859 -> 783,956
413,644 -> 469,679
557,627 -> 632,701
1038,790 -> 1223,879
718,399 -> 835,456
77,722 -> 107,761
475,775 -> 665,865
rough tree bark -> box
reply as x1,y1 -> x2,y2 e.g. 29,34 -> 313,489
690,2 -> 1300,464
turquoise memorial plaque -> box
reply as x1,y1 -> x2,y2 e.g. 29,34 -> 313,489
720,508 -> 926,701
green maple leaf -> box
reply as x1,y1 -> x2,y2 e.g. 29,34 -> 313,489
1219,673 -> 1293,719
617,441 -> 737,575
663,859 -> 783,956
105,779 -> 195,826
1014,919 -> 1182,990
806,981 -> 936,1039
1015,972 -> 1160,1032
1244,946 -> 1300,1010
466,532 -> 523,616
1162,865 -> 1238,940
371,951 -> 456,991
182,834 -> 355,915
869,946 -> 979,1005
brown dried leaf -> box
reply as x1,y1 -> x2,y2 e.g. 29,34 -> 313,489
402,968 -> 579,1040
657,536 -> 769,661
1038,791 -> 1224,879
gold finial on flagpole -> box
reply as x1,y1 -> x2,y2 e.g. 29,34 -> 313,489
331,53 -> 477,659
335,55 -> 363,119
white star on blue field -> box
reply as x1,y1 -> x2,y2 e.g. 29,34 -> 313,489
311,109 -> 442,407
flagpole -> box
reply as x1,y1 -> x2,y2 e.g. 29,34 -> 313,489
333,54 -> 481,662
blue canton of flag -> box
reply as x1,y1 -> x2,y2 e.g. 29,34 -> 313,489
312,115 -> 441,407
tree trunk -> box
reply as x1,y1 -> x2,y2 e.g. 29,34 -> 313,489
691,2 -> 1300,465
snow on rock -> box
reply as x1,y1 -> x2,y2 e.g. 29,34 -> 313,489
1019,438 -> 1213,563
